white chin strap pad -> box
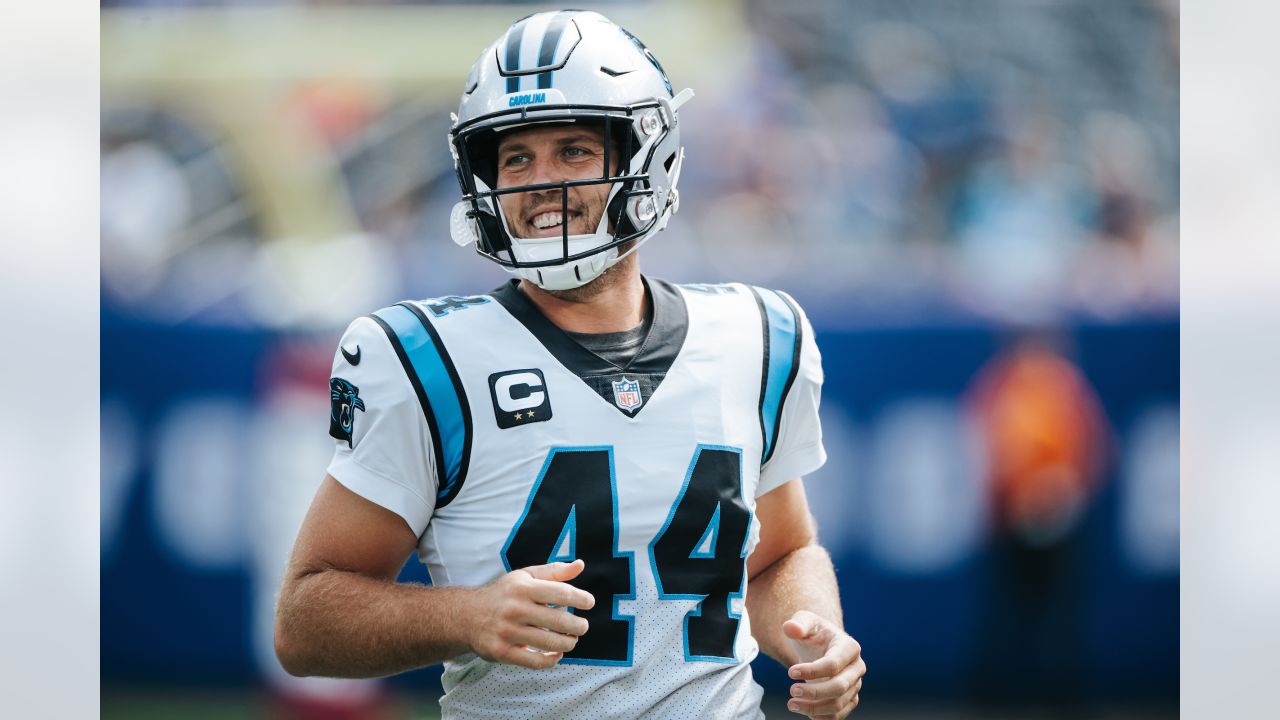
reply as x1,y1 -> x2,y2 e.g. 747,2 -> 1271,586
514,244 -> 617,291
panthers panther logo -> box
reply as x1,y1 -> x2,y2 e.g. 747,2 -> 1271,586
329,377 -> 366,448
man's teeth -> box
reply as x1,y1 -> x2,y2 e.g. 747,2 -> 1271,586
532,211 -> 564,229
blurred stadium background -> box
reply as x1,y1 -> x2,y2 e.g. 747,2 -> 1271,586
101,0 -> 1178,717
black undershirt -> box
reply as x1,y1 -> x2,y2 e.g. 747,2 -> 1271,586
563,305 -> 654,369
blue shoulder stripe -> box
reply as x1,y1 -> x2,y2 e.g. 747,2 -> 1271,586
749,287 -> 803,464
370,302 -> 472,507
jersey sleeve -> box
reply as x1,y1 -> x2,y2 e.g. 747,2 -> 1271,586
325,316 -> 438,536
757,294 -> 827,496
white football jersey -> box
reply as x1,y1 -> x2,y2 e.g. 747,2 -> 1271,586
325,278 -> 825,719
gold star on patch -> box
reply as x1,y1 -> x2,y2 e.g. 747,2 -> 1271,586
514,412 -> 523,420
526,410 -> 535,418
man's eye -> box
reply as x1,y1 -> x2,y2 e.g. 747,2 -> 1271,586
564,146 -> 589,157
503,154 -> 528,167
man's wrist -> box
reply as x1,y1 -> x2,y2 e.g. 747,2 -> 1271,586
401,584 -> 480,664
449,586 -> 483,656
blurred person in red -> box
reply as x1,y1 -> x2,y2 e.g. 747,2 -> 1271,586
252,341 -> 402,720
965,336 -> 1108,712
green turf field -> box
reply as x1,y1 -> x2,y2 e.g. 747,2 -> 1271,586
102,689 -> 1176,720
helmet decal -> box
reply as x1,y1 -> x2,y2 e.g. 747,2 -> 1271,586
619,25 -> 673,96
501,11 -> 582,94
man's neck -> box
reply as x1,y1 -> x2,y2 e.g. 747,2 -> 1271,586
518,261 -> 647,334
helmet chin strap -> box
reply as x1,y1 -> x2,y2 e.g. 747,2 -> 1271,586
515,246 -> 619,291
495,179 -> 626,290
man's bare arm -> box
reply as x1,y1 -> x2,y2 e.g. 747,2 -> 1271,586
274,475 -> 594,678
747,479 -> 865,719
746,479 -> 841,664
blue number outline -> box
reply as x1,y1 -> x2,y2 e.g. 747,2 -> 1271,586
500,446 -> 636,667
647,444 -> 750,663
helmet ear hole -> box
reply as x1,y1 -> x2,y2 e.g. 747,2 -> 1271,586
475,208 -> 510,258
607,123 -> 637,173
607,188 -> 638,237
464,130 -> 500,189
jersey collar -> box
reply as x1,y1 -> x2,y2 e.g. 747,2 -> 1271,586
488,276 -> 689,417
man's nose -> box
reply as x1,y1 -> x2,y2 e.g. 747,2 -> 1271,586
528,155 -> 568,186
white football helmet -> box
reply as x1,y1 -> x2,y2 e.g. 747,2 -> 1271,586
448,10 -> 694,290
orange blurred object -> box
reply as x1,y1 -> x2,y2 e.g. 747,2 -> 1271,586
968,341 -> 1108,544
288,77 -> 382,148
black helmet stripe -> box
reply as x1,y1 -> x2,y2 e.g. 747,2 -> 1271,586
535,13 -> 573,90
503,16 -> 532,94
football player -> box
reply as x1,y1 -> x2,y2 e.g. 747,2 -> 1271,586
275,10 -> 865,719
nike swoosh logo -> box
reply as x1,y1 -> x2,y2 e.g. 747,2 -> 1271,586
341,345 -> 361,366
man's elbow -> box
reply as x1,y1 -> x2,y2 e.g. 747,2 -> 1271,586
274,620 -> 315,677
274,581 -> 320,678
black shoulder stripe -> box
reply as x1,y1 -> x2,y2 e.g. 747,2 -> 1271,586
747,286 -> 771,463
369,313 -> 447,502
398,302 -> 474,509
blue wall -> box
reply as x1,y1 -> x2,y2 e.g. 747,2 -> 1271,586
102,302 -> 1177,702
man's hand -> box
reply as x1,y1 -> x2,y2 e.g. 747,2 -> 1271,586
782,610 -> 866,719
466,559 -> 596,669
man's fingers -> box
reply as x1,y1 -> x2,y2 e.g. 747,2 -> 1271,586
782,618 -> 808,641
782,611 -> 820,641
523,559 -> 585,583
784,611 -> 837,669
509,625 -> 580,654
527,605 -> 590,637
527,578 -> 596,611
517,560 -> 594,610
832,683 -> 862,719
790,654 -> 840,682
789,636 -> 861,681
786,691 -> 852,719
790,659 -> 863,700
789,664 -> 863,719
500,645 -> 563,670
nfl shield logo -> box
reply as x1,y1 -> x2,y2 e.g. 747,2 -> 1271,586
612,377 -> 643,412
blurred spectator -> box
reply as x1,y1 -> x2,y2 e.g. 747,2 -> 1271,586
965,336 -> 1109,710
950,103 -> 1093,323
1072,110 -> 1180,314
855,21 -> 996,246
101,139 -> 194,301
102,0 -> 1179,325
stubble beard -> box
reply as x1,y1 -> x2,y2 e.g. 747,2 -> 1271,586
540,245 -> 638,303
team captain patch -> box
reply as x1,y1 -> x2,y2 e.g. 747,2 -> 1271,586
612,376 -> 643,412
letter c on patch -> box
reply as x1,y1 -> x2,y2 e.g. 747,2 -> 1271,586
494,371 -> 545,412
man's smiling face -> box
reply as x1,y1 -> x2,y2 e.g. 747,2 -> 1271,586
495,123 -> 618,239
